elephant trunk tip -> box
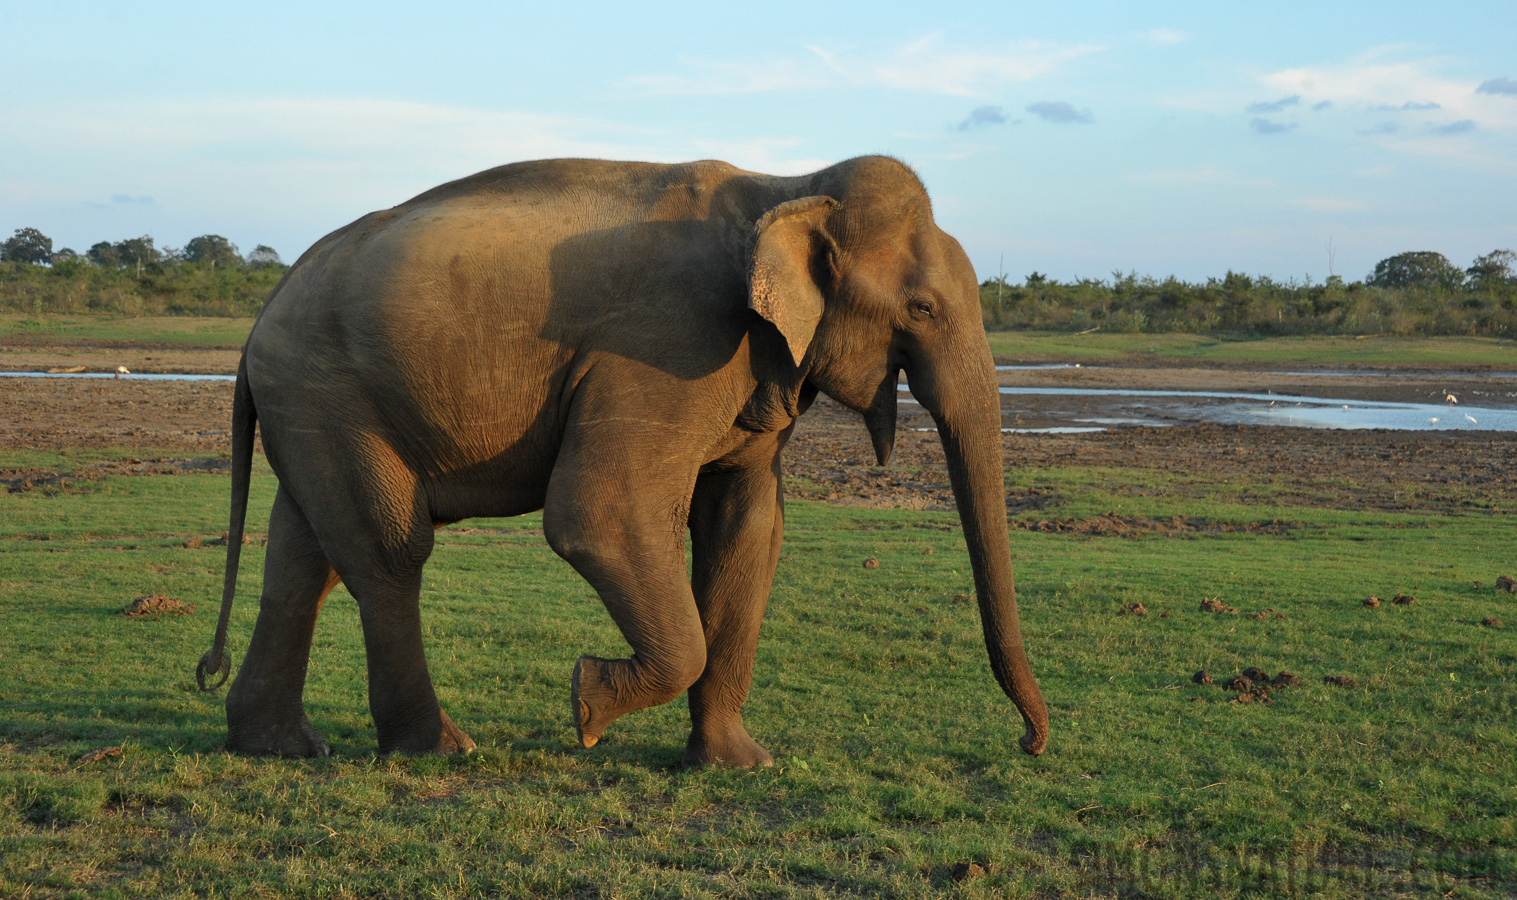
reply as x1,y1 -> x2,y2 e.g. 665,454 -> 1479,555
1019,719 -> 1048,756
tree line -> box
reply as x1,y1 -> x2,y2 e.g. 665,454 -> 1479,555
4,225 -> 1516,336
1,227 -> 287,317
978,249 -> 1517,337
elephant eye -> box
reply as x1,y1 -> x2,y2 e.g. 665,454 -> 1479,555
909,299 -> 935,319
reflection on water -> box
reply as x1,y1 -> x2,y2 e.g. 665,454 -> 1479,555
906,381 -> 1517,432
993,386 -> 1517,431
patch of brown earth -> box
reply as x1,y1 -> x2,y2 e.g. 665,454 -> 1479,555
1483,617 -> 1504,628
1009,513 -> 1293,538
1324,675 -> 1359,687
1119,602 -> 1148,616
1495,575 -> 1516,592
122,593 -> 194,618
1393,592 -> 1416,606
1199,597 -> 1239,615
1362,595 -> 1382,608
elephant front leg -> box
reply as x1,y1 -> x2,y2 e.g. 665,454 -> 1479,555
545,466 -> 709,751
682,458 -> 785,768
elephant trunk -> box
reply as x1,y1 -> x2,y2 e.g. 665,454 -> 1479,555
909,345 -> 1049,756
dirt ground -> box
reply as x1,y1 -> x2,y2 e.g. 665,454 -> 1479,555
4,349 -> 1516,515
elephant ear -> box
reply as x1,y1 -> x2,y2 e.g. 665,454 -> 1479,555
747,196 -> 839,367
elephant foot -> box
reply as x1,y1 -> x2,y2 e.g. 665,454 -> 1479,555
571,655 -> 628,749
682,721 -> 773,769
228,715 -> 331,759
378,707 -> 476,756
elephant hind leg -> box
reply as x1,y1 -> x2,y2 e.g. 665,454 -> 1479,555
226,487 -> 340,758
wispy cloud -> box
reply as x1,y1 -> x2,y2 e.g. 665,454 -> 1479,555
1127,165 -> 1271,187
1430,119 -> 1477,135
1312,100 -> 1332,111
812,36 -> 1101,97
1249,117 -> 1295,135
958,105 -> 1008,130
1290,197 -> 1368,213
625,35 -> 1101,98
1358,122 -> 1399,136
1247,95 -> 1299,114
1369,100 -> 1441,111
1261,49 -> 1517,132
619,58 -> 822,96
1027,101 -> 1093,124
1,97 -> 834,215
1477,77 -> 1517,97
1138,27 -> 1189,46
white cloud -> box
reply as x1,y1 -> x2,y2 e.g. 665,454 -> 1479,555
1260,49 -> 1517,131
0,96 -> 837,232
623,35 -> 1100,99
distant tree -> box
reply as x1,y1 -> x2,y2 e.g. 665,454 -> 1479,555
1,227 -> 54,264
183,234 -> 242,268
1467,249 -> 1516,288
1367,251 -> 1465,289
88,241 -> 123,268
50,248 -> 78,264
247,244 -> 283,268
114,236 -> 159,270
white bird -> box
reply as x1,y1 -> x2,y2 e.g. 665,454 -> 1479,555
1445,392 -> 1458,404
1342,405 -> 1349,410
1429,417 -> 1440,424
1465,414 -> 1478,424
114,365 -> 130,378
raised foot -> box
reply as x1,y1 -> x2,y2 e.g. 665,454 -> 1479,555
228,716 -> 331,759
571,655 -> 628,749
683,723 -> 774,769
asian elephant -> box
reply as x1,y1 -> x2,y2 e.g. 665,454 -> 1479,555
196,155 -> 1049,766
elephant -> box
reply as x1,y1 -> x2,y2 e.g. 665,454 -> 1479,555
196,155 -> 1049,766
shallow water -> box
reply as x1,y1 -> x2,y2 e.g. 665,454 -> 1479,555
0,371 -> 235,382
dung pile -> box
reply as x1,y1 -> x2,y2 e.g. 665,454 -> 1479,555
121,593 -> 195,618
1190,666 -> 1304,704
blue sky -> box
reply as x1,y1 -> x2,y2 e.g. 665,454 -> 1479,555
3,1 -> 1514,283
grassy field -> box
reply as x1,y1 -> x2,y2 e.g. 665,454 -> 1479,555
986,331 -> 1517,370
6,314 -> 1517,373
0,315 -> 254,349
2,449 -> 1513,897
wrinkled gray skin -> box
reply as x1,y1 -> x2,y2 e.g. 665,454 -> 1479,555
199,156 -> 1049,766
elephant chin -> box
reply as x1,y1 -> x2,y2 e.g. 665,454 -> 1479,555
862,368 -> 900,466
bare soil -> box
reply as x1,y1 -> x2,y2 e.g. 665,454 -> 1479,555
3,353 -> 1517,520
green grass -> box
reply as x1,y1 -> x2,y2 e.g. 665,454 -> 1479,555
988,331 -> 1517,370
2,456 -> 1513,897
0,315 -> 254,348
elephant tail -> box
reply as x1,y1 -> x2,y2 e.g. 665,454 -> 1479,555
197,354 -> 256,692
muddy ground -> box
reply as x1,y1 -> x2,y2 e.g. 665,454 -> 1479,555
3,349 -> 1516,516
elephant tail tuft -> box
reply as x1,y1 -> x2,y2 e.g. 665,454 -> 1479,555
198,354 -> 256,692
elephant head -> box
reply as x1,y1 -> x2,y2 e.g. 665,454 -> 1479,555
746,156 -> 1049,755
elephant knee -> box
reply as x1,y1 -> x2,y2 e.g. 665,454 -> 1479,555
640,644 -> 707,705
